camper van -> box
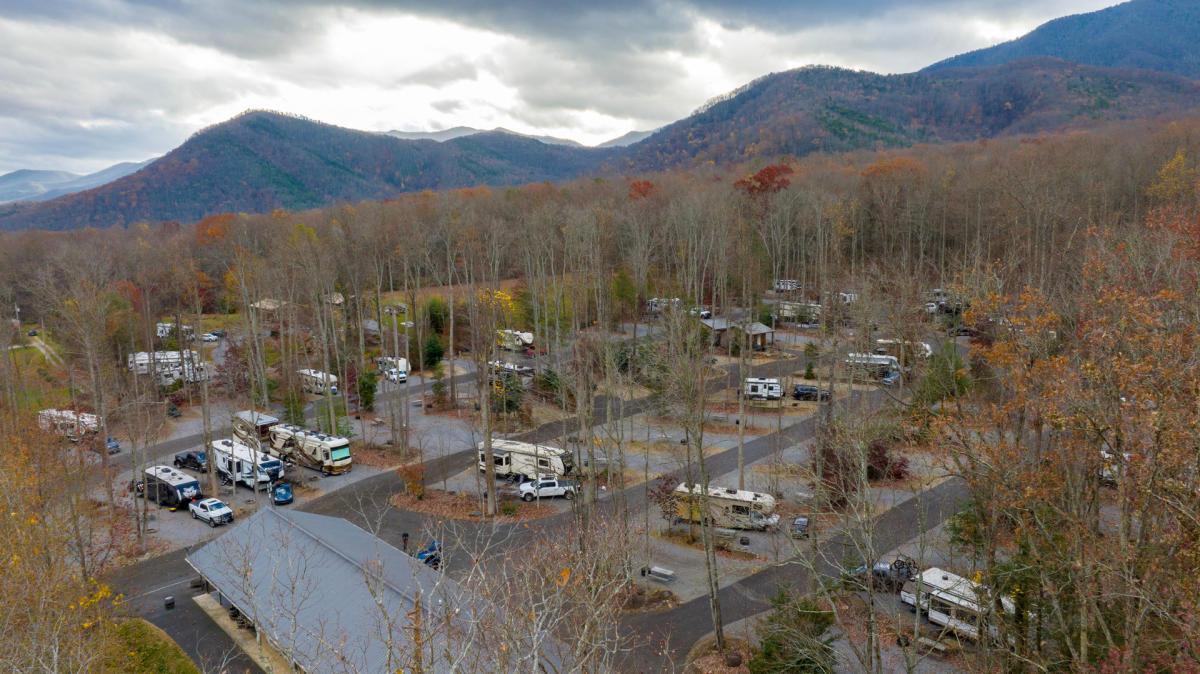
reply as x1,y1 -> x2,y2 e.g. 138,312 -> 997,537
477,438 -> 574,481
210,438 -> 285,489
298,369 -> 338,396
901,567 -> 1016,642
267,424 -> 353,475
135,465 -> 202,509
743,377 -> 783,401
38,409 -> 100,441
496,329 -> 535,352
673,482 -> 780,530
845,353 -> 901,385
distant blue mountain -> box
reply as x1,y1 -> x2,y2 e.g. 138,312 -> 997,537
0,159 -> 155,203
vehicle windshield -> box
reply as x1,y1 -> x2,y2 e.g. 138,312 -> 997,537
261,460 -> 282,470
331,447 -> 351,461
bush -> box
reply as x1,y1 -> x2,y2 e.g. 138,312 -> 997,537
748,590 -> 835,674
357,370 -> 378,412
500,501 -> 519,516
804,362 -> 815,379
423,335 -> 445,370
866,439 -> 909,481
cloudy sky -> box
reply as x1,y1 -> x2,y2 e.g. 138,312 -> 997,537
0,0 -> 1117,174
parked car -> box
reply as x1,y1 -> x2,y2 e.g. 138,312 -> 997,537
200,332 -> 219,342
272,482 -> 294,506
791,385 -> 831,401
415,540 -> 441,569
189,498 -> 234,527
174,450 -> 206,471
166,403 -> 181,418
27,329 -> 37,336
789,516 -> 810,538
519,477 -> 579,501
105,437 -> 121,454
846,554 -> 917,593
209,329 -> 227,338
383,368 -> 407,384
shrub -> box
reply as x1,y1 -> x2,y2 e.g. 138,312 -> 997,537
500,501 -> 519,516
748,590 -> 835,674
804,362 -> 815,379
357,370 -> 378,412
866,439 -> 909,481
423,335 -> 445,370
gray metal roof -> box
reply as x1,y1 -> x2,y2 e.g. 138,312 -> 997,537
186,508 -> 474,673
700,317 -> 729,331
739,321 -> 776,336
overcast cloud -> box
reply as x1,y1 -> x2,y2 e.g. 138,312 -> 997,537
0,0 -> 1116,174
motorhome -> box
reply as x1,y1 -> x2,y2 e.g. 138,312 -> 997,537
776,301 -> 822,325
477,438 -> 574,481
874,339 -> 932,371
673,482 -> 780,530
231,410 -> 281,448
38,409 -> 100,441
496,329 -> 535,352
845,353 -> 901,385
773,279 -> 801,292
298,369 -> 338,396
489,360 -> 534,381
155,322 -> 195,340
137,465 -> 202,508
210,438 -> 285,489
646,297 -> 682,313
743,377 -> 783,401
266,424 -> 353,475
127,350 -> 200,375
156,361 -> 212,386
901,567 -> 1015,642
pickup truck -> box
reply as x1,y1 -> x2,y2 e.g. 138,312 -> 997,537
189,498 -> 234,527
519,477 -> 578,502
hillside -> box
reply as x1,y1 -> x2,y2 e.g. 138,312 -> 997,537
924,0 -> 1200,79
616,58 -> 1200,171
0,112 -> 613,231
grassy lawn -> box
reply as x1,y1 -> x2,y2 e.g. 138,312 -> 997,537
109,618 -> 201,674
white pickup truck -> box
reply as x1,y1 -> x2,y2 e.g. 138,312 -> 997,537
519,477 -> 579,502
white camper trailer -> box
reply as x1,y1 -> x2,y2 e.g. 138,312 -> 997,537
127,350 -> 200,375
496,329 -> 535,352
646,297 -> 682,313
743,377 -> 783,401
231,410 -> 281,448
298,369 -> 338,396
155,322 -> 195,340
38,409 -> 100,441
874,339 -> 932,371
901,567 -> 1016,642
136,465 -> 202,508
477,438 -> 574,481
210,438 -> 285,489
673,482 -> 780,530
267,424 -> 353,475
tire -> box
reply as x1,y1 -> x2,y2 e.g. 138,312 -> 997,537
191,510 -> 197,519
564,490 -> 575,500
208,518 -> 217,528
522,493 -> 534,502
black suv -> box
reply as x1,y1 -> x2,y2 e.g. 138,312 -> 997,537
792,384 -> 831,401
174,450 -> 207,471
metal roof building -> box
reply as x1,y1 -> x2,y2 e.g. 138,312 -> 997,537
186,508 -> 474,673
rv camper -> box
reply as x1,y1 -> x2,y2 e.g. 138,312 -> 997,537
375,356 -> 409,383
38,409 -> 100,441
136,465 -> 202,509
266,424 -> 353,475
155,322 -> 195,340
496,329 -> 535,352
845,353 -> 901,385
646,297 -> 682,313
477,438 -> 574,481
298,369 -> 338,396
901,567 -> 1016,642
743,377 -> 783,401
210,438 -> 285,489
873,339 -> 932,371
673,482 -> 780,530
127,350 -> 200,376
231,410 -> 281,448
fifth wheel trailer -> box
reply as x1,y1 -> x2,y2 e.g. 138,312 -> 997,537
477,438 -> 574,481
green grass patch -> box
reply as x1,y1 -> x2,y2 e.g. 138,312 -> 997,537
110,618 -> 201,674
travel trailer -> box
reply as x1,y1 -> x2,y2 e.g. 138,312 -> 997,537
210,438 -> 285,489
38,409 -> 100,441
743,377 -> 783,401
496,329 -> 535,352
267,424 -> 353,475
136,465 -> 202,509
646,297 -> 682,313
298,369 -> 338,396
127,350 -> 200,375
673,482 -> 780,530
155,322 -> 195,340
477,438 -> 574,481
874,339 -> 932,371
231,410 -> 281,449
901,567 -> 1016,642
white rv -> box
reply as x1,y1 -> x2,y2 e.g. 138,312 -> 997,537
477,438 -> 574,481
231,410 -> 281,448
267,424 -> 353,475
127,350 -> 200,375
496,329 -> 535,352
776,301 -> 822,325
845,353 -> 901,385
743,377 -> 783,401
155,322 -> 195,340
901,567 -> 1016,642
874,339 -> 932,371
773,280 -> 801,292
298,369 -> 338,396
38,409 -> 100,441
156,361 -> 213,386
673,482 -> 780,530
136,465 -> 202,508
210,438 -> 285,489
375,356 -> 409,383
646,297 -> 682,313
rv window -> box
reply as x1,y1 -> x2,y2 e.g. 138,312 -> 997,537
538,459 -> 549,468
732,505 -> 750,515
324,450 -> 329,460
